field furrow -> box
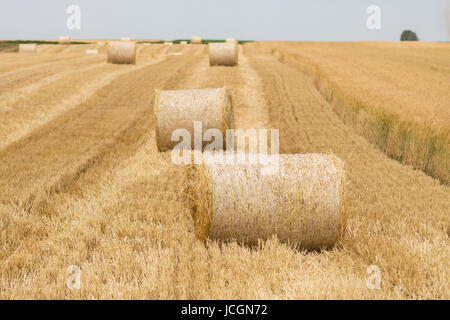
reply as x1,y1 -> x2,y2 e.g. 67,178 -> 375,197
0,57 -> 104,104
0,46 -> 168,150
0,52 -> 99,75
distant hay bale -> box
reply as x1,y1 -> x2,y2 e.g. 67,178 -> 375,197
154,87 -> 234,151
107,41 -> 136,64
165,41 -> 173,45
191,36 -> 202,44
120,37 -> 131,41
59,36 -> 70,45
209,42 -> 238,66
184,153 -> 346,250
180,41 -> 188,45
18,44 -> 37,53
86,49 -> 98,55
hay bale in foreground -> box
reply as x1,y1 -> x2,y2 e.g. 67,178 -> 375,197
86,49 -> 98,55
59,36 -> 70,45
154,87 -> 234,151
191,36 -> 202,44
209,42 -> 238,66
120,37 -> 131,41
107,41 -> 136,64
19,44 -> 37,53
184,153 -> 346,250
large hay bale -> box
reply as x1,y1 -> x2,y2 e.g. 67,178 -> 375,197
184,153 -> 346,250
107,41 -> 136,64
209,42 -> 238,66
154,87 -> 234,151
226,38 -> 237,44
59,36 -> 70,45
18,44 -> 37,53
120,37 -> 131,41
191,36 -> 202,44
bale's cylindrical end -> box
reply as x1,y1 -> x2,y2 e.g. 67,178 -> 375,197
108,41 -> 136,65
191,36 -> 202,44
154,87 -> 234,152
183,157 -> 213,241
59,36 -> 70,45
209,42 -> 238,67
18,44 -> 37,53
184,153 -> 346,250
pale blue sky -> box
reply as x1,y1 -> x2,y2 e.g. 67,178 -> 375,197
1,0 -> 449,41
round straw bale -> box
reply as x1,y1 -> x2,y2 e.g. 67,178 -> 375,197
59,36 -> 70,45
184,153 -> 346,250
19,44 -> 37,53
226,38 -> 237,44
154,87 -> 234,151
191,36 -> 202,44
86,49 -> 98,55
209,42 -> 238,66
108,41 -> 136,64
180,41 -> 188,45
120,37 -> 131,41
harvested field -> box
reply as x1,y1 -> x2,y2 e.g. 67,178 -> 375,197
0,42 -> 448,299
265,42 -> 450,184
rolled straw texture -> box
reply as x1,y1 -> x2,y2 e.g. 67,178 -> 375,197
184,153 -> 346,250
209,42 -> 238,66
108,41 -> 136,64
154,87 -> 234,151
191,36 -> 202,44
19,44 -> 37,53
59,36 -> 70,45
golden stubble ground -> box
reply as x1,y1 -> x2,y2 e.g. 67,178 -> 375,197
264,41 -> 450,184
0,43 -> 448,299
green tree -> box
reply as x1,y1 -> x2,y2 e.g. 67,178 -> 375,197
400,30 -> 419,41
